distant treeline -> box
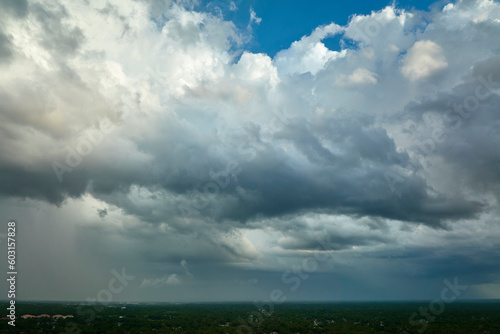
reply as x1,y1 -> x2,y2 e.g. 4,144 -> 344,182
1,301 -> 499,333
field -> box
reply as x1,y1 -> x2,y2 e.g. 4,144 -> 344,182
1,301 -> 499,333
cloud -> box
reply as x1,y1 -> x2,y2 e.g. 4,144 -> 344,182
402,55 -> 500,196
97,208 -> 108,218
181,259 -> 194,277
236,278 -> 258,286
140,274 -> 182,288
0,0 -> 495,229
272,214 -> 393,251
1,0 -> 500,302
0,32 -> 13,62
335,67 -> 378,86
249,7 -> 261,25
0,0 -> 28,18
401,40 -> 448,81
274,23 -> 344,75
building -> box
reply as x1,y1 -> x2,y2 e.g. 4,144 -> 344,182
21,315 -> 36,319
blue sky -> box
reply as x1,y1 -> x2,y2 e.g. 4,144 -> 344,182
207,0 -> 442,55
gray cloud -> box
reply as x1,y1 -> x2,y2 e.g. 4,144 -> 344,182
0,32 -> 13,62
0,0 -> 28,18
97,208 -> 108,218
30,2 -> 85,56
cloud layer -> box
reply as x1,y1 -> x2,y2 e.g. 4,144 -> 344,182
1,0 -> 500,301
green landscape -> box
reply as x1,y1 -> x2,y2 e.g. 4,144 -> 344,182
2,301 -> 499,333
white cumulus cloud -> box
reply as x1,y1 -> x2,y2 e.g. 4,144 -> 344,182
401,40 -> 448,81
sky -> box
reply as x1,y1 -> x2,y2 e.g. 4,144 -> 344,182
0,0 -> 500,303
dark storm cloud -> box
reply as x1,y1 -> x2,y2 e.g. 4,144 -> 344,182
277,230 -> 391,251
0,0 -> 491,235
0,164 -> 87,204
403,54 -> 500,194
97,208 -> 108,218
183,113 -> 484,226
0,104 -> 484,228
366,241 -> 500,286
63,109 -> 484,229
